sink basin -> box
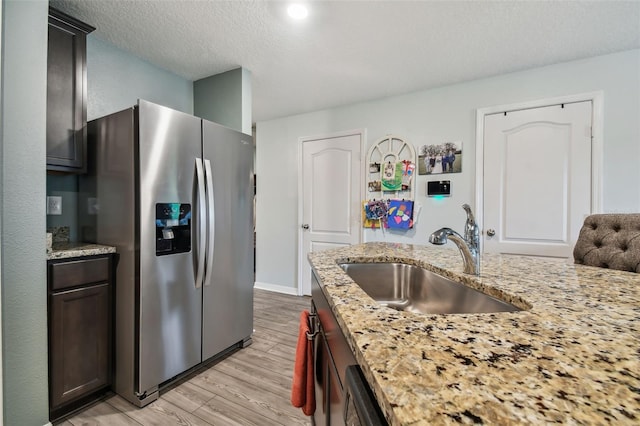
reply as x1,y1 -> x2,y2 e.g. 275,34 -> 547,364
339,262 -> 521,314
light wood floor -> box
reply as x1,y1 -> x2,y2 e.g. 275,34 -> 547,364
56,289 -> 312,425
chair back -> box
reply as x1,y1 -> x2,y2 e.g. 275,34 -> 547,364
573,214 -> 640,273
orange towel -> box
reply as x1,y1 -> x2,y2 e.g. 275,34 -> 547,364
291,310 -> 315,416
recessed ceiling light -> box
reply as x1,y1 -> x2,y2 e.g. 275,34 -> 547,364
287,4 -> 309,20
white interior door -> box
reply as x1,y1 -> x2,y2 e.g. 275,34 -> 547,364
299,131 -> 362,295
483,101 -> 592,257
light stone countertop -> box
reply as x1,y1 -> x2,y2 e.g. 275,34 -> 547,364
47,242 -> 116,260
308,242 -> 640,425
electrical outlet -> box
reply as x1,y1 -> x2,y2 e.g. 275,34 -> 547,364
47,196 -> 62,215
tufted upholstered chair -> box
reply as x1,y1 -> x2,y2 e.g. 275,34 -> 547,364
573,214 -> 640,273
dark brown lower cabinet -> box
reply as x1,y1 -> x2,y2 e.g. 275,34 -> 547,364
48,254 -> 114,421
313,327 -> 330,425
312,272 -> 357,425
311,271 -> 388,426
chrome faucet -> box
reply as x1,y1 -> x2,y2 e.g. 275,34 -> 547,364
429,204 -> 480,275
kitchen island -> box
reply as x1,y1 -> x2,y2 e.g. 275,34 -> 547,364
308,242 -> 639,425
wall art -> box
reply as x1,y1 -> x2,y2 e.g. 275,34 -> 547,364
418,141 -> 462,175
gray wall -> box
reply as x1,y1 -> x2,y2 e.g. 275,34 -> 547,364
194,67 -> 252,134
46,175 -> 79,241
255,49 -> 640,292
1,1 -> 49,425
47,36 -> 195,240
87,35 -> 194,120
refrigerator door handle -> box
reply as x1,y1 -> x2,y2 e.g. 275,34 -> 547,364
194,158 -> 206,289
204,158 -> 215,286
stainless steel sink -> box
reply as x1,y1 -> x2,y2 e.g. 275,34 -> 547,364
339,262 -> 521,314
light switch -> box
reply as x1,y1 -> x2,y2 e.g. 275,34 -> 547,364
47,196 -> 62,215
87,197 -> 98,215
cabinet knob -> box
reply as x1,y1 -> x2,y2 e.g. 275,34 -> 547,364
301,224 -> 310,230
486,229 -> 496,237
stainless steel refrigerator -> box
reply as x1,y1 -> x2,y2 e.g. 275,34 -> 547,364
79,100 -> 254,407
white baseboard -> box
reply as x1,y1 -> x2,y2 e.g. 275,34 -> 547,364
254,281 -> 300,296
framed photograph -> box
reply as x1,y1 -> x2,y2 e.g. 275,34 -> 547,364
418,141 -> 462,175
368,180 -> 381,192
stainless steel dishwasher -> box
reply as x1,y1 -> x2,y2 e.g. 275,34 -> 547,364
344,365 -> 387,426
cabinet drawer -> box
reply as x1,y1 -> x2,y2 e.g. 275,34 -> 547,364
50,257 -> 110,291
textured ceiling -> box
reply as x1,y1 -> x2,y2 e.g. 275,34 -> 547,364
50,0 -> 640,122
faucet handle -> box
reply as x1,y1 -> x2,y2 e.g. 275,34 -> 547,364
462,204 -> 475,223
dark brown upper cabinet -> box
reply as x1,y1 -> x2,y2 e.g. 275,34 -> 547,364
47,7 -> 95,173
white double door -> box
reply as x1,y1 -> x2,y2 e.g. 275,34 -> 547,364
483,101 -> 593,258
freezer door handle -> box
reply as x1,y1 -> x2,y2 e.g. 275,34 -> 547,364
194,158 -> 206,289
204,158 -> 215,287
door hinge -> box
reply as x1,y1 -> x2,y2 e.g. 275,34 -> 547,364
586,126 -> 593,139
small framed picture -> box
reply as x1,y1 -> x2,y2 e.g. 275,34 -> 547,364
418,141 -> 462,175
369,162 -> 381,173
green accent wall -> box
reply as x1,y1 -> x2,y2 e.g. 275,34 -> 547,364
1,1 -> 50,425
47,35 -> 195,242
86,36 -> 194,120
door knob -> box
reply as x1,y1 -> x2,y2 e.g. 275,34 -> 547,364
301,224 -> 309,230
486,229 -> 496,237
